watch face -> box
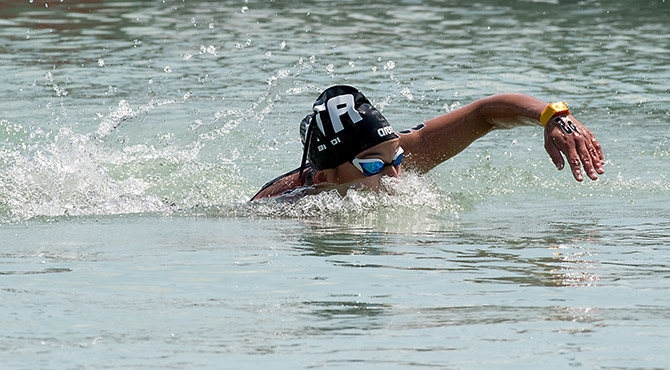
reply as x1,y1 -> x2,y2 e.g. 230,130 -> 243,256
541,102 -> 569,126
551,102 -> 568,111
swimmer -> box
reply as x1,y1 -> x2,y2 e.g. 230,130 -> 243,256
251,85 -> 604,201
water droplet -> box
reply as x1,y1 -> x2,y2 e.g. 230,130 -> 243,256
400,87 -> 413,101
190,120 -> 203,130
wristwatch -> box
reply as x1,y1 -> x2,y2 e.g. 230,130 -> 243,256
540,101 -> 570,126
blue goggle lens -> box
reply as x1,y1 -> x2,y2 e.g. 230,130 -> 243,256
358,161 -> 385,176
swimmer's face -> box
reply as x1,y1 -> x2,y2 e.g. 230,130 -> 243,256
322,138 -> 402,186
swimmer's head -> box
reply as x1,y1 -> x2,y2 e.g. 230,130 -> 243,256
299,85 -> 398,171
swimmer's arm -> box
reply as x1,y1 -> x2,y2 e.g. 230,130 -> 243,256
398,93 -> 604,181
399,94 -> 545,173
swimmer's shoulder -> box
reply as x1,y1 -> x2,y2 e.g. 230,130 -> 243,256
396,123 -> 427,147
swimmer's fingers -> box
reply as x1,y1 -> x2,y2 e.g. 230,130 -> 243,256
571,118 -> 605,179
575,135 -> 598,181
544,129 -> 565,171
582,126 -> 605,174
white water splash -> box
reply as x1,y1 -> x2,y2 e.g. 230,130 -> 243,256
237,173 -> 461,233
0,127 -> 170,222
0,89 -> 251,223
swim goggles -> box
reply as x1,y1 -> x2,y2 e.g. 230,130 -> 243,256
351,147 -> 404,176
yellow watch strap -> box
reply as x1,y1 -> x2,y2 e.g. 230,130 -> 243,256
540,101 -> 570,126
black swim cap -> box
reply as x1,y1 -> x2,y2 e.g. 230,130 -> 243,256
299,85 -> 398,171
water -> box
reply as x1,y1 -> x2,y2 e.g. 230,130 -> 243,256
1,0 -> 669,368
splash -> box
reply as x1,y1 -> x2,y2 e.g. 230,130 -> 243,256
0,126 -> 169,223
0,97 -> 248,224
225,173 -> 462,233
0,69 -> 325,224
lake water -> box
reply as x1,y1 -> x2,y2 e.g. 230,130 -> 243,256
1,0 -> 669,368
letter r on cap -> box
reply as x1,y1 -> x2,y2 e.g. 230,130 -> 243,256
326,94 -> 362,134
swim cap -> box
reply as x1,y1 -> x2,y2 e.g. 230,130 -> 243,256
299,85 -> 398,171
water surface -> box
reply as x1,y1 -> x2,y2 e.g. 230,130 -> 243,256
1,0 -> 669,368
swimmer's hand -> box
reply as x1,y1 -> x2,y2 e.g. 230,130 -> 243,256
544,114 -> 605,181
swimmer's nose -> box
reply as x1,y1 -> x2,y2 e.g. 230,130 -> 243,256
382,165 -> 400,178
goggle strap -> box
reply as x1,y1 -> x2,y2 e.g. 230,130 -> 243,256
298,115 -> 315,180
